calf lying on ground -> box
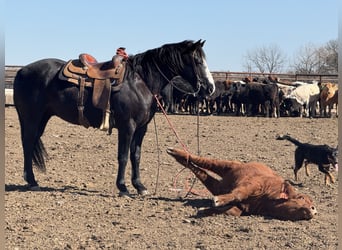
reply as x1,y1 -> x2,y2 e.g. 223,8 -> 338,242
166,147 -> 316,221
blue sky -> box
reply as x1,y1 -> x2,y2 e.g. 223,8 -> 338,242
5,0 -> 338,71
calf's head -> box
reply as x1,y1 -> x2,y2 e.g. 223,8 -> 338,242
267,194 -> 317,221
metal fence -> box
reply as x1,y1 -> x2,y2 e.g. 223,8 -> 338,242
4,65 -> 339,89
211,71 -> 338,84
5,65 -> 21,89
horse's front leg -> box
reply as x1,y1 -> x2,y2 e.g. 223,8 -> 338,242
116,129 -> 133,196
130,125 -> 148,195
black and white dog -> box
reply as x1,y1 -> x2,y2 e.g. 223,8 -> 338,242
276,134 -> 338,186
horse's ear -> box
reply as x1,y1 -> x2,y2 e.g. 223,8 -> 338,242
194,39 -> 205,48
191,39 -> 205,51
185,40 -> 204,52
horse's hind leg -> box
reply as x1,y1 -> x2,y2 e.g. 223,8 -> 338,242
19,111 -> 50,189
20,119 -> 40,189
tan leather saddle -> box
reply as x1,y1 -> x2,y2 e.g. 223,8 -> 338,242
59,53 -> 126,132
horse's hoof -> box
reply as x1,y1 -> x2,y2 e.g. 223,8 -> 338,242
138,189 -> 149,196
30,185 -> 41,191
118,191 -> 131,198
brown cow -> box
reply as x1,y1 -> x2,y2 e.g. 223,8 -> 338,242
320,83 -> 338,117
166,147 -> 317,221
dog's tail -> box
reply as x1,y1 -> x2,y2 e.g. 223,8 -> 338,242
276,134 -> 302,146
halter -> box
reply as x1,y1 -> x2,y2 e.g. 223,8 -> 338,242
153,52 -> 203,96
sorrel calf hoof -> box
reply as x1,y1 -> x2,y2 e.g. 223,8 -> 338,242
212,196 -> 221,207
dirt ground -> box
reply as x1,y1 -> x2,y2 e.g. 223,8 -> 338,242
5,106 -> 338,249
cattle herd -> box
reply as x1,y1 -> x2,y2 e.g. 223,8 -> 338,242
160,76 -> 338,118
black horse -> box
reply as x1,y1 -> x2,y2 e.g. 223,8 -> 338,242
13,40 -> 215,196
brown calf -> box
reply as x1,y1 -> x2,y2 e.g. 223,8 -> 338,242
166,147 -> 317,221
320,83 -> 338,117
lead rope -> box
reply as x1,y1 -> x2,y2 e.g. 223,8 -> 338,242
154,95 -> 190,152
152,116 -> 160,195
183,99 -> 201,198
153,95 -> 190,197
154,95 -> 209,197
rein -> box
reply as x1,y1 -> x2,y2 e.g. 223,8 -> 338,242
152,56 -> 201,96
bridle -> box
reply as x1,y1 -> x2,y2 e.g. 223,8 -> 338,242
153,51 -> 204,96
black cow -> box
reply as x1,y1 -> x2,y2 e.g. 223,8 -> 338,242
245,82 -> 280,117
280,98 -> 303,117
229,81 -> 248,116
229,81 -> 280,117
160,85 -> 187,114
206,80 -> 231,115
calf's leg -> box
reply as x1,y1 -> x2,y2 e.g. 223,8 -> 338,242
198,205 -> 242,217
167,147 -> 237,178
213,183 -> 256,207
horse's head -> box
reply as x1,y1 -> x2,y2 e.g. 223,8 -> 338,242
157,40 -> 215,97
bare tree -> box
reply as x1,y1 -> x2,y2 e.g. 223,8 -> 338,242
291,43 -> 318,74
291,39 -> 338,74
244,44 -> 286,73
322,39 -> 338,73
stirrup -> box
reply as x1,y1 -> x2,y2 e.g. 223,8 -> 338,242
99,109 -> 111,132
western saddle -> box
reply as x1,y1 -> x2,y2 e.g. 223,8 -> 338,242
59,48 -> 128,132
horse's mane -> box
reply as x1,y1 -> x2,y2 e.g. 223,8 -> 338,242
129,40 -> 204,76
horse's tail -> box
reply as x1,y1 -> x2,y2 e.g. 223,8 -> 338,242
32,138 -> 48,172
14,67 -> 49,172
14,97 -> 48,172
276,134 -> 302,147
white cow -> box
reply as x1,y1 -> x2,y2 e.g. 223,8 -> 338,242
285,83 -> 321,117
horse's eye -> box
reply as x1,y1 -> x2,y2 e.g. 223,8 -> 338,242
194,56 -> 202,65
